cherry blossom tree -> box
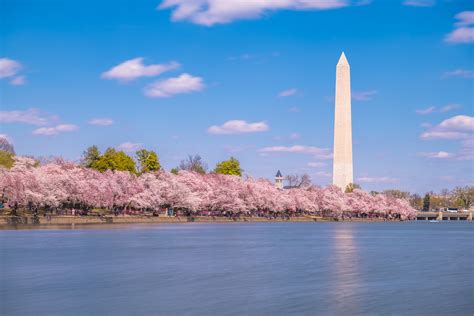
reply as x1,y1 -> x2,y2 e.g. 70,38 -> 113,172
0,157 -> 416,219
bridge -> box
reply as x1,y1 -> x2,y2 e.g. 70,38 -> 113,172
416,211 -> 473,221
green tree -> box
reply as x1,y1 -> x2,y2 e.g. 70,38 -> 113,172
81,145 -> 101,168
214,157 -> 242,176
452,186 -> 474,210
0,150 -> 14,169
170,167 -> 179,175
91,148 -> 136,174
136,149 -> 161,173
345,183 -> 361,193
422,193 -> 431,212
409,194 -> 423,210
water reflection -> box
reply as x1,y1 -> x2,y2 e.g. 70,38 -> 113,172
331,224 -> 362,313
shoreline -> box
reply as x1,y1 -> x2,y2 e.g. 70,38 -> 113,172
0,215 -> 399,228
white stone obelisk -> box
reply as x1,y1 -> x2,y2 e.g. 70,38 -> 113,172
333,52 -> 353,190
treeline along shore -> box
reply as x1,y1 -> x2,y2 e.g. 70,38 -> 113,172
1,156 -> 416,224
2,141 -> 472,226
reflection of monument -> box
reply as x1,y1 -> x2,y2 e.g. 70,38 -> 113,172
333,52 -> 353,190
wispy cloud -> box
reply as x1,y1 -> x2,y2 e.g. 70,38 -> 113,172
208,120 -> 269,135
316,171 -> 332,177
223,145 -> 255,153
357,176 -> 398,183
33,124 -> 79,136
402,0 -> 434,7
442,69 -> 474,79
0,58 -> 26,85
144,73 -> 205,98
0,108 -> 52,126
227,53 -> 256,61
158,0 -> 365,26
88,118 -> 114,126
458,139 -> 474,161
227,52 -> 280,61
445,11 -> 474,44
440,103 -> 461,112
416,104 -> 460,114
307,162 -> 327,168
417,151 -> 454,159
288,106 -> 301,113
102,58 -> 180,82
278,88 -> 298,97
258,145 -> 332,159
352,90 -> 377,101
420,131 -> 470,140
416,106 -> 436,115
117,142 -> 143,152
273,133 -> 301,141
10,76 -> 26,86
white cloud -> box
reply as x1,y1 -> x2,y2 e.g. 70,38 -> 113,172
102,58 -> 180,82
33,124 -> 79,136
416,106 -> 436,115
158,0 -> 357,26
278,88 -> 297,97
357,176 -> 398,183
0,58 -> 26,85
144,73 -> 205,98
117,142 -> 143,152
418,151 -> 454,159
352,90 -> 377,101
0,58 -> 22,78
438,115 -> 474,131
258,145 -> 332,159
420,115 -> 474,140
0,108 -> 51,126
88,118 -> 114,126
442,69 -> 474,79
402,0 -> 434,7
445,12 -> 474,44
445,27 -> 474,44
418,141 -> 474,161
454,11 -> 474,27
208,120 -> 269,135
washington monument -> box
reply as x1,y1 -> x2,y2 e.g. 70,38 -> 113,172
333,52 -> 353,190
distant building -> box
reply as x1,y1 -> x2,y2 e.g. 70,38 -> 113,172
275,170 -> 284,189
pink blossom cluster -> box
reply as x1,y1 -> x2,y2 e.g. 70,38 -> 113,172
0,158 -> 416,219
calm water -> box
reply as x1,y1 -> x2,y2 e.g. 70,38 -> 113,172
0,222 -> 473,315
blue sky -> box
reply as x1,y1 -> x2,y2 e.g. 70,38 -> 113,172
1,0 -> 473,193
